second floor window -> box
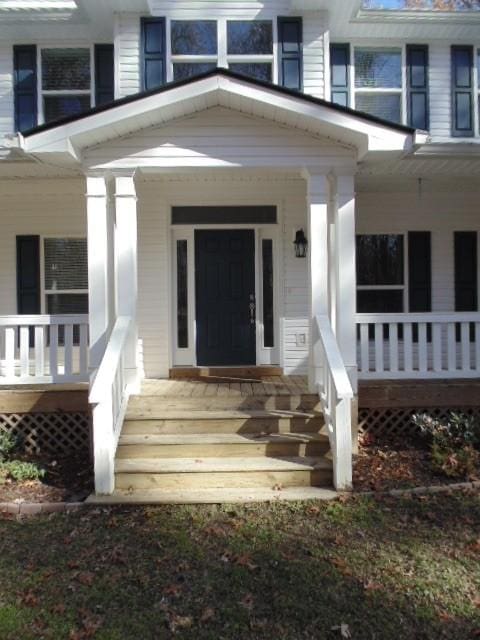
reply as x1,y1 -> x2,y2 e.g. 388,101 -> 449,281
354,48 -> 402,124
169,19 -> 274,83
41,48 -> 92,124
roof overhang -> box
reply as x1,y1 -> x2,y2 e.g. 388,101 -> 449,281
20,69 -> 420,166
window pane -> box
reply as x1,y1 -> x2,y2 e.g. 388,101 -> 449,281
46,293 -> 89,315
262,239 -> 274,348
173,62 -> 217,81
177,240 -> 188,349
43,95 -> 91,123
171,20 -> 217,55
357,289 -> 404,313
227,21 -> 273,55
356,235 -> 404,286
42,48 -> 90,90
229,63 -> 272,82
355,93 -> 402,123
354,48 -> 401,88
44,238 -> 88,290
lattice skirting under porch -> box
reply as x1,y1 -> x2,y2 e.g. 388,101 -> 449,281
0,412 -> 91,455
358,406 -> 480,439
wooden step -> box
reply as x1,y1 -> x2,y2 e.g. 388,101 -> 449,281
116,432 -> 330,458
169,366 -> 283,380
126,394 -> 320,417
115,456 -> 332,490
122,413 -> 325,435
88,486 -> 338,505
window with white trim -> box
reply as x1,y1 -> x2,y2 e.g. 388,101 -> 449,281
354,47 -> 403,124
40,48 -> 92,124
356,234 -> 405,313
169,19 -> 274,82
43,238 -> 88,316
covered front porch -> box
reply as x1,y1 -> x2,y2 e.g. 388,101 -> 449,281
0,69 -> 448,498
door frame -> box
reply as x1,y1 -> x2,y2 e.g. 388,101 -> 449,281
169,213 -> 282,368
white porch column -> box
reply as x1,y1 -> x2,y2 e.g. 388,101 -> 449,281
334,174 -> 357,394
114,174 -> 139,388
306,173 -> 329,392
86,175 -> 111,374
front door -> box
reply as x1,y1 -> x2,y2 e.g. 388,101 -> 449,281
195,230 -> 256,366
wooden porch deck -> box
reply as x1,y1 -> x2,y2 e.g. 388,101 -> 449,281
140,375 -> 309,397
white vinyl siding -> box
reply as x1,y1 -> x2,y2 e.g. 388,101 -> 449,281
0,44 -> 13,140
303,11 -> 327,99
115,13 -> 141,98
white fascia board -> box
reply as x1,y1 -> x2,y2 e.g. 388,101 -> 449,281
414,142 -> 480,157
22,74 -> 414,162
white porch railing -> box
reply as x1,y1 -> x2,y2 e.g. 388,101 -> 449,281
0,314 -> 89,384
314,315 -> 353,490
357,312 -> 480,379
89,316 -> 133,495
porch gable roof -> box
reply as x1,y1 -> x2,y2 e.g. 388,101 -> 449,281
19,68 -> 423,163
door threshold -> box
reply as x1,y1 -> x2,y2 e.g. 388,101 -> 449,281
169,366 -> 283,380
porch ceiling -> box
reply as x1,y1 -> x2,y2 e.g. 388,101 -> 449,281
19,69 -> 420,168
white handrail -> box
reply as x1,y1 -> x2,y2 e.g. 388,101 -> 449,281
0,314 -> 89,384
314,315 -> 353,491
89,316 -> 133,495
356,312 -> 480,379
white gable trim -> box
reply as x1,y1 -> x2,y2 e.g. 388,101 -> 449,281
20,73 -> 421,164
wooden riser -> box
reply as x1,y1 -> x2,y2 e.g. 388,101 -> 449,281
169,366 -> 283,380
116,441 -> 329,459
126,395 -> 320,416
122,416 -> 325,435
115,469 -> 332,491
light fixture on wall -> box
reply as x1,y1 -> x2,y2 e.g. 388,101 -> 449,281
294,228 -> 308,258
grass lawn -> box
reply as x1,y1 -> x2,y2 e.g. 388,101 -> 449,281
0,491 -> 479,639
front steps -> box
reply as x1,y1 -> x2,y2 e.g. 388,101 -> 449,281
90,380 -> 334,504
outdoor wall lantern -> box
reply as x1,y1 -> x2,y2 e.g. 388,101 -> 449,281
294,228 -> 308,258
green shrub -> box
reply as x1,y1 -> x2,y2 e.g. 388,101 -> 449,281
412,412 -> 480,479
0,432 -> 17,462
0,460 -> 45,483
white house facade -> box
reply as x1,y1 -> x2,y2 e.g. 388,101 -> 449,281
0,0 -> 480,501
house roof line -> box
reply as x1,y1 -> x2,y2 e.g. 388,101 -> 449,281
22,66 -> 416,139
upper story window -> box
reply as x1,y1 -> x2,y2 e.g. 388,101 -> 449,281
169,19 -> 274,83
330,43 -> 429,130
354,48 -> 402,123
41,48 -> 92,124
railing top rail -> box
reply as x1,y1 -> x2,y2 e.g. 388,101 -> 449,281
0,314 -> 89,326
356,312 -> 480,324
89,316 -> 132,405
315,315 -> 354,400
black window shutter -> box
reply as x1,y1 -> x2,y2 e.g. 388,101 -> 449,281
13,45 -> 37,132
16,236 -> 41,314
94,44 -> 114,106
141,17 -> 166,91
408,232 -> 431,312
406,45 -> 429,131
455,231 -> 477,311
277,17 -> 303,91
330,44 -> 350,107
451,46 -> 474,137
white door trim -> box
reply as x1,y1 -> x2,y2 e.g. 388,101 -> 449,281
169,210 -> 283,368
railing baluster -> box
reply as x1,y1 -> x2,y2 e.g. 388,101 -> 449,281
20,326 -> 30,377
447,323 -> 456,372
418,322 -> 427,373
79,323 -> 88,376
404,322 -> 413,373
64,324 -> 73,377
360,323 -> 369,373
35,325 -> 44,378
432,323 -> 442,372
5,327 -> 15,379
460,322 -> 470,372
389,323 -> 398,373
476,323 -> 480,372
49,324 -> 58,378
374,323 -> 383,374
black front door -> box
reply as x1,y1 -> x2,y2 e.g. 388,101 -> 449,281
195,230 -> 256,366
